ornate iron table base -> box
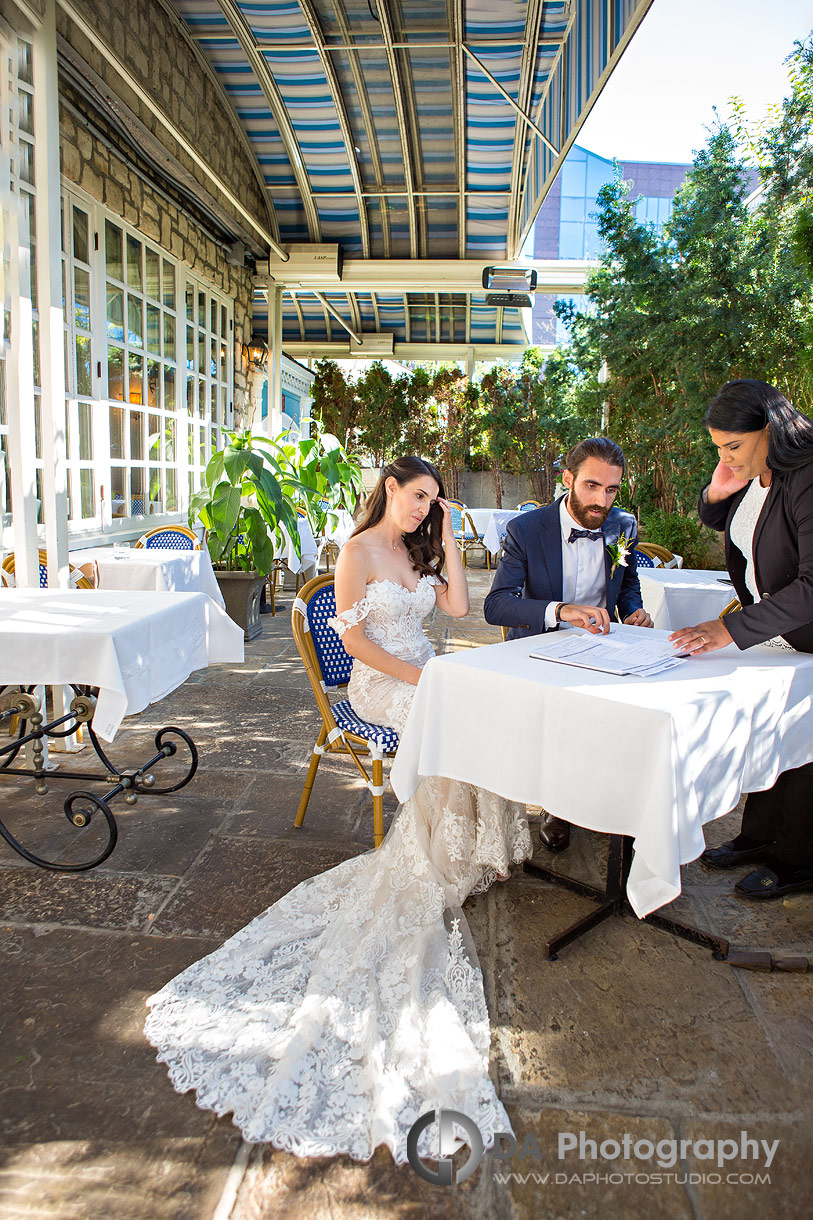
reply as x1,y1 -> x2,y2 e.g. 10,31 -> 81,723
524,834 -> 730,961
0,687 -> 198,872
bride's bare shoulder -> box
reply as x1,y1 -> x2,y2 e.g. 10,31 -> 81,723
335,533 -> 377,581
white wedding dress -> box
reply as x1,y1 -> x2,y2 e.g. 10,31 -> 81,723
145,576 -> 531,1164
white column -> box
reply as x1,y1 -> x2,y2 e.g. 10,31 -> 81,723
3,18 -> 39,587
33,0 -> 69,587
270,285 -> 283,434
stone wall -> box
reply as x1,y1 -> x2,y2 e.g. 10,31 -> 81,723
58,89 -> 255,419
55,0 -> 271,250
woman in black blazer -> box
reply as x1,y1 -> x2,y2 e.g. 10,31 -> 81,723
670,379 -> 813,899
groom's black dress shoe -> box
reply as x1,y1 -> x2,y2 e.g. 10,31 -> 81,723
539,814 -> 571,852
735,864 -> 813,899
700,839 -> 774,870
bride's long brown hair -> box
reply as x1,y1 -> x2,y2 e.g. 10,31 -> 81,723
352,456 -> 448,585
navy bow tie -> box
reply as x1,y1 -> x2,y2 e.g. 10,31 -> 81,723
568,527 -> 603,543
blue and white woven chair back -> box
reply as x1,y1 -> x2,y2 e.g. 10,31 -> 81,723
632,548 -> 655,568
450,506 -> 463,534
518,500 -> 539,512
131,499 -> 146,517
144,529 -> 195,550
306,583 -> 354,688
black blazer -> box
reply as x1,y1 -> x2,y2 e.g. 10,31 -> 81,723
697,461 -> 813,653
483,499 -> 644,640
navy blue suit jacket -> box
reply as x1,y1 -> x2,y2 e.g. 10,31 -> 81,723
483,499 -> 644,640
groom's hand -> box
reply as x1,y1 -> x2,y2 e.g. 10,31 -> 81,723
559,603 -> 611,634
623,608 -> 654,628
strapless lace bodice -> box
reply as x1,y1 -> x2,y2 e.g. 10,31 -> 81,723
329,576 -> 438,733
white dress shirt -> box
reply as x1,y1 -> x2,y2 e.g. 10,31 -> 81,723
543,495 -> 607,629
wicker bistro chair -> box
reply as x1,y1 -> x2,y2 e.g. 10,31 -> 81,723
719,597 -> 742,618
631,548 -> 656,568
135,525 -> 200,550
2,549 -> 94,589
448,500 -> 491,570
292,574 -> 399,847
635,541 -> 676,568
517,499 -> 542,511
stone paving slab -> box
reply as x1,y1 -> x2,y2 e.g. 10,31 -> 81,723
0,567 -> 810,1219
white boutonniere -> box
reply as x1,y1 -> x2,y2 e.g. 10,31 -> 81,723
607,533 -> 632,578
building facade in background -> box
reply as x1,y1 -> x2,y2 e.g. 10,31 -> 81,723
532,144 -> 692,346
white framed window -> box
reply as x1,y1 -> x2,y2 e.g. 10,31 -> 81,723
58,185 -> 234,535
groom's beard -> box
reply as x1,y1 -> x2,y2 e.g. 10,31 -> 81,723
567,486 -> 611,529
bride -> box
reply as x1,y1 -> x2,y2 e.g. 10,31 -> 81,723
145,455 -> 532,1164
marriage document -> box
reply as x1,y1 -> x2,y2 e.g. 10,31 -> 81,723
529,628 -> 688,677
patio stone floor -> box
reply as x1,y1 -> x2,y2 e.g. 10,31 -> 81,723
1,569 -> 810,1219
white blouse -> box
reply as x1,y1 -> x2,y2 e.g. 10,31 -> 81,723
729,477 -> 794,650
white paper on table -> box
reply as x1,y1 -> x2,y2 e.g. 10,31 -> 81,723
530,629 -> 688,677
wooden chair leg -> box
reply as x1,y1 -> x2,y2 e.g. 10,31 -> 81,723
372,756 -> 385,847
295,724 -> 327,827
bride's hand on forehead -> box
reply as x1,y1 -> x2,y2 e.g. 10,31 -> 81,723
436,497 -> 455,542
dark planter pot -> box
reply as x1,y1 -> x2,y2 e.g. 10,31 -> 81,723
215,569 -> 265,641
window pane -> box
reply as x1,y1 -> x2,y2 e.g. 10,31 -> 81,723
106,222 -> 123,281
32,318 -> 40,387
198,291 -> 206,327
18,89 -> 33,135
79,401 -> 93,460
80,469 -> 95,519
131,466 -> 145,497
186,325 -> 194,371
128,353 -> 144,404
163,260 -> 175,309
198,379 -> 205,418
146,359 -> 160,408
111,466 -> 126,517
75,336 -> 92,397
74,267 -> 91,330
149,414 -> 160,459
130,410 -> 144,461
127,296 -> 143,347
163,313 -> 175,360
210,299 -> 217,333
18,40 -> 33,84
198,334 -> 205,377
210,383 -> 217,422
165,468 -> 177,512
149,467 -> 162,510
127,235 -> 143,292
108,346 -> 124,400
199,428 -> 206,467
164,418 -> 176,462
72,208 -> 89,264
186,285 -> 194,322
20,142 -> 34,185
186,376 -> 194,416
164,367 -> 175,411
220,343 -> 226,379
221,305 -> 227,337
109,406 -> 125,459
107,286 -> 124,341
146,304 -> 160,354
209,338 -> 216,377
145,248 -> 160,299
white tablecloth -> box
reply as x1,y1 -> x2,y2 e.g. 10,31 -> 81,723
0,589 -> 244,741
390,625 -> 813,917
639,568 -> 735,631
71,547 -> 226,608
483,509 -> 521,554
276,518 -> 319,574
324,509 -> 355,549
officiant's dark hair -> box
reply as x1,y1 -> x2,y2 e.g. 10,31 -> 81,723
704,379 -> 813,472
566,436 -> 626,476
352,456 -> 448,584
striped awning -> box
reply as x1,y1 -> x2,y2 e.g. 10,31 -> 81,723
172,0 -> 652,355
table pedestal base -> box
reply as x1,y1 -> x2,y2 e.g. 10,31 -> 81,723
524,835 -> 729,961
0,687 -> 198,872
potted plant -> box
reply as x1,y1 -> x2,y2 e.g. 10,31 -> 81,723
190,432 -> 305,640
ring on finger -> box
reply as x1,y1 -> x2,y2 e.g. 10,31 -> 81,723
699,635 -> 706,645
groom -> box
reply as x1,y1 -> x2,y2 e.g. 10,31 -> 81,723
484,435 -> 653,851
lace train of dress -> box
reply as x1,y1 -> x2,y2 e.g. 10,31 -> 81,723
145,578 -> 531,1163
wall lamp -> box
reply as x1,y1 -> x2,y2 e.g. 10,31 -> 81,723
482,265 -> 537,308
243,335 -> 268,369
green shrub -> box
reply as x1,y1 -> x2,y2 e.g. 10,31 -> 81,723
639,509 -> 723,570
